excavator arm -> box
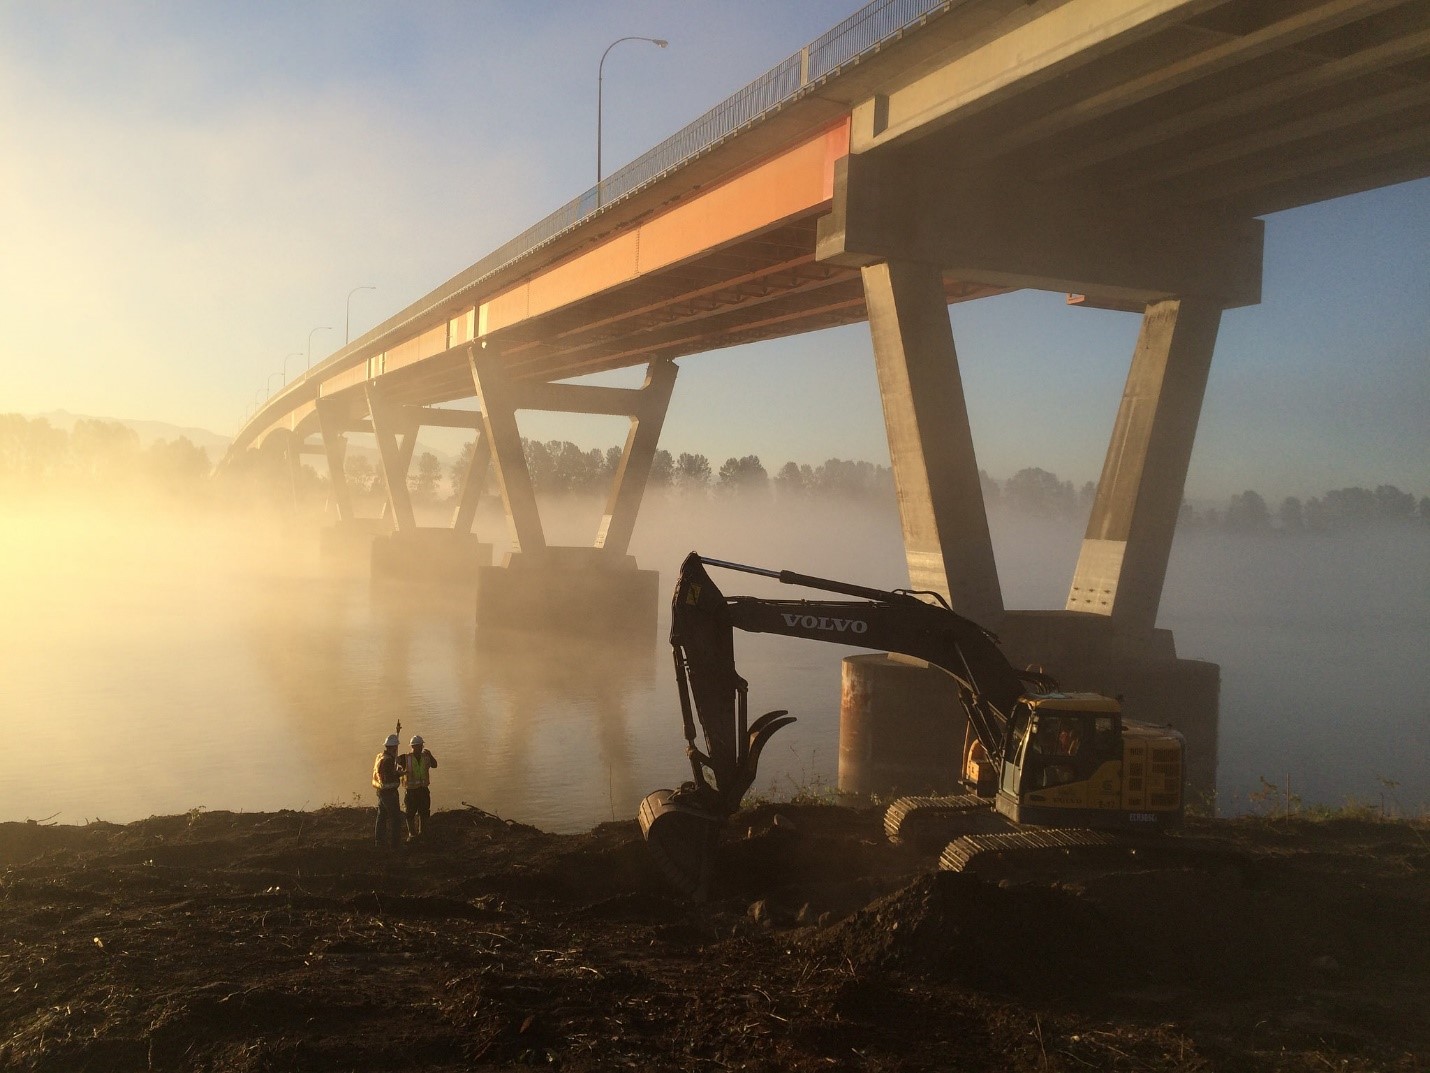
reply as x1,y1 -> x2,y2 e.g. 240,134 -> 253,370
640,553 -> 1055,897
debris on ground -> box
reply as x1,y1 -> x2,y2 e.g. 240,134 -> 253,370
0,805 -> 1425,1071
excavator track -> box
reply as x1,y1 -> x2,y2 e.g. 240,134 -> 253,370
938,828 -> 1124,873
883,794 -> 995,850
939,828 -> 1259,885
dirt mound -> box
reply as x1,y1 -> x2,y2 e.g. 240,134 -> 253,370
811,870 -> 1129,996
1,808 -> 1426,1072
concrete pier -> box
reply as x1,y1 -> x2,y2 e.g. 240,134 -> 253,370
839,654 -> 966,797
371,529 -> 494,584
474,548 -> 659,640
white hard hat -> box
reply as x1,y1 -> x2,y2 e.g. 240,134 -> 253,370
410,735 -> 424,747
384,734 -> 399,749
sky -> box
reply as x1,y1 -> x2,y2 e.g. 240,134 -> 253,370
2,0 -> 1426,504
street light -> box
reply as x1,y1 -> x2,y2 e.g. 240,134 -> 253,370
307,326 -> 333,371
346,285 -> 375,344
267,371 -> 283,398
282,351 -> 303,385
597,35 -> 667,204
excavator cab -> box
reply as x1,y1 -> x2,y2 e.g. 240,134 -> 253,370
994,694 -> 1184,829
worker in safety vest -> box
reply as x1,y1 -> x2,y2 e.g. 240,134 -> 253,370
371,734 -> 403,849
399,735 -> 438,840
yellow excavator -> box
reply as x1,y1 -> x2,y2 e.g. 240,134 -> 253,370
638,553 -> 1186,898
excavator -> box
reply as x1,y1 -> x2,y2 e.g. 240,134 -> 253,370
638,553 -> 1186,898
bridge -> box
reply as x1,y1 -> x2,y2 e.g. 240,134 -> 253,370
229,0 -> 1430,796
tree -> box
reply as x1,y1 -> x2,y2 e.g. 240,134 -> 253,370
143,436 -> 210,495
648,449 -> 674,488
1004,467 -> 1076,516
345,454 -> 377,496
449,440 -> 477,495
1277,496 -> 1304,533
1323,487 -> 1377,527
70,418 -> 140,485
0,414 -> 68,488
1225,490 -> 1270,532
674,452 -> 711,495
409,451 -> 442,503
774,461 -> 807,499
717,455 -> 769,497
1374,484 -> 1415,521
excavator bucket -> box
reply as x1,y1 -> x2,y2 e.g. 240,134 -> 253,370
638,788 -> 724,900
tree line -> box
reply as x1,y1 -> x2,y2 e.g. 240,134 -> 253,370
0,415 -> 211,498
4,415 -> 1426,533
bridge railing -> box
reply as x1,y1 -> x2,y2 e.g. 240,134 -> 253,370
454,0 -> 955,298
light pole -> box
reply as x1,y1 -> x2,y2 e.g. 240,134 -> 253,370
282,351 -> 303,385
345,285 -> 375,344
266,371 -> 283,398
307,326 -> 333,371
597,36 -> 667,204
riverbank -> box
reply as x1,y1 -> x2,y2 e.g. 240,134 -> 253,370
1,805 -> 1425,1071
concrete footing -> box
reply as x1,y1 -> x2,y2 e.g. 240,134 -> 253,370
370,529 -> 494,583
474,548 -> 660,640
839,654 -> 968,797
319,517 -> 391,559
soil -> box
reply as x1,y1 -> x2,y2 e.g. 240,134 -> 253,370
1,804 -> 1426,1072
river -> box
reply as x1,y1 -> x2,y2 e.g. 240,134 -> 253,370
1,496 -> 1425,828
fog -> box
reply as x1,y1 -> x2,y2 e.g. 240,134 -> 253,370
1,489 -> 1425,828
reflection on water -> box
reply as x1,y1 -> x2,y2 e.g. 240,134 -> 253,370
0,501 -> 1425,827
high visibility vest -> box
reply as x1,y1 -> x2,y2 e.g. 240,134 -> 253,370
405,753 -> 432,788
372,752 -> 399,790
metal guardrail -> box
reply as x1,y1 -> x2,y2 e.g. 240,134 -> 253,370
452,0 -> 956,298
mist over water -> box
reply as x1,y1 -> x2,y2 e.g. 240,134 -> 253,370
1,495 -> 1425,828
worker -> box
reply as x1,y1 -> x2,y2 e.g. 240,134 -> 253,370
371,733 -> 403,850
400,734 -> 438,841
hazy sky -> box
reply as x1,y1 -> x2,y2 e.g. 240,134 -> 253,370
2,1 -> 1426,502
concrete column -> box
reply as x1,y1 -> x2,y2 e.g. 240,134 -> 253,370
365,385 -> 417,534
595,359 -> 678,559
862,260 -> 1003,622
468,343 -> 547,555
451,431 -> 491,535
1067,297 -> 1222,633
315,403 -> 354,522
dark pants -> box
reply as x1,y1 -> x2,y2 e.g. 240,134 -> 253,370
405,786 -> 431,838
375,788 -> 403,848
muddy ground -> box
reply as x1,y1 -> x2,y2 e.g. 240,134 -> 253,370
0,804 -> 1425,1072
